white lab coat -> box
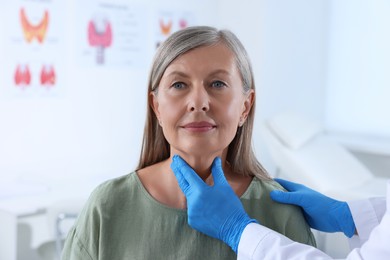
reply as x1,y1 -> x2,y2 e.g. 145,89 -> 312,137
237,181 -> 390,260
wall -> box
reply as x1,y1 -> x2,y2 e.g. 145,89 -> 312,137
325,0 -> 390,174
326,0 -> 390,139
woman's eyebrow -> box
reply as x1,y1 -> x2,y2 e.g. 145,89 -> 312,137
164,69 -> 231,79
164,71 -> 190,79
208,69 -> 231,77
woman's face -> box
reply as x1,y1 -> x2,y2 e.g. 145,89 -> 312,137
151,43 -> 254,158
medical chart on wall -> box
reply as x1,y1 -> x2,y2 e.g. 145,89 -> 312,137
75,1 -> 148,68
2,0 -> 66,98
155,10 -> 197,48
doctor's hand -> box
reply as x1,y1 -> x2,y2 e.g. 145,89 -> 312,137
270,178 -> 356,237
170,155 -> 257,253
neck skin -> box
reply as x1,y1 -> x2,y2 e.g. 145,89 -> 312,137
136,146 -> 251,209
170,147 -> 228,181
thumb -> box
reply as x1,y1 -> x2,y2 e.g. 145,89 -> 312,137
170,155 -> 190,194
211,157 -> 228,186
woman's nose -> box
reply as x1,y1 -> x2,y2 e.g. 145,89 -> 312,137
188,87 -> 209,112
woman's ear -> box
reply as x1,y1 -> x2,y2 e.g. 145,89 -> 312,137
150,91 -> 160,120
240,90 -> 254,124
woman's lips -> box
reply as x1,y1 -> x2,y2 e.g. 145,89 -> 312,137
182,121 -> 216,133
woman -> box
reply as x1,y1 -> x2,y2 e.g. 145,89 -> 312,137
62,26 -> 316,259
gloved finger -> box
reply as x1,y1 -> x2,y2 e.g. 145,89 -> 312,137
171,155 -> 206,189
170,156 -> 190,194
270,190 -> 306,207
211,157 -> 228,186
273,178 -> 304,192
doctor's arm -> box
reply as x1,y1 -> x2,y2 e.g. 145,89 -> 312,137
249,179 -> 389,260
270,179 -> 387,247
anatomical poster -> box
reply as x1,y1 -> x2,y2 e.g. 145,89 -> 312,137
2,0 -> 66,98
75,1 -> 148,68
155,10 -> 197,49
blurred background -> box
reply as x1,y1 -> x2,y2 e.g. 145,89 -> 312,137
0,0 -> 389,259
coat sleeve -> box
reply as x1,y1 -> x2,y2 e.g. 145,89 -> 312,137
237,223 -> 332,260
347,196 -> 386,249
346,181 -> 390,260
238,181 -> 390,260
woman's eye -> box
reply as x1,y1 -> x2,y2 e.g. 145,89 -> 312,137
211,81 -> 226,88
172,82 -> 185,89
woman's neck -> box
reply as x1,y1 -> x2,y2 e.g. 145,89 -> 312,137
136,155 -> 252,210
170,150 -> 227,181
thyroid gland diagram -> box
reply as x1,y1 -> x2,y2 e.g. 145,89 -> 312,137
40,65 -> 56,86
14,64 -> 32,87
20,8 -> 49,43
179,19 -> 188,30
159,18 -> 189,36
159,19 -> 172,36
156,18 -> 188,48
14,64 -> 56,88
88,17 -> 113,64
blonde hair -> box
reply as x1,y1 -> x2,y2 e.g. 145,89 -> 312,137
137,26 -> 270,180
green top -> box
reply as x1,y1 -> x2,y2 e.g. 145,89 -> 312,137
62,172 -> 316,260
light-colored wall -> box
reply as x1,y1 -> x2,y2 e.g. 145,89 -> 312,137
326,0 -> 390,138
325,0 -> 390,176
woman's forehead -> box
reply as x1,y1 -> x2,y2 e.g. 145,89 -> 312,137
163,43 -> 238,76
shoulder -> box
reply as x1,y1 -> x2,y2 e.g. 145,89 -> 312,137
242,177 -> 316,246
240,177 -> 289,213
88,172 -> 139,203
241,177 -> 285,199
95,172 -> 137,191
75,172 -> 143,222
253,177 -> 286,191
62,173 -> 139,259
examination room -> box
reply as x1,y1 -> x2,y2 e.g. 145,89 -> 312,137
1,0 -> 389,259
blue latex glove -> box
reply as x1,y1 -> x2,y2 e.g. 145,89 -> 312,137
270,178 -> 356,237
170,155 -> 257,253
